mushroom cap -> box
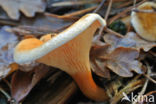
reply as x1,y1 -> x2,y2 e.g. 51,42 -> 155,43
14,13 -> 106,64
131,2 -> 156,41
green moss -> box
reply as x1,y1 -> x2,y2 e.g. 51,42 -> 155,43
109,20 -> 127,35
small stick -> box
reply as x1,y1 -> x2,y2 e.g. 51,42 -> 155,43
117,0 -> 140,9
132,63 -> 150,104
144,74 -> 156,84
105,27 -> 124,37
94,0 -> 107,13
51,0 -> 100,7
145,91 -> 156,97
105,0 -> 113,21
0,87 -> 11,100
45,6 -> 97,20
133,0 -> 137,7
63,6 -> 97,17
143,63 -> 156,84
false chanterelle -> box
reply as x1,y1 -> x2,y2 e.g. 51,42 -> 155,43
14,13 -> 109,101
131,2 -> 156,41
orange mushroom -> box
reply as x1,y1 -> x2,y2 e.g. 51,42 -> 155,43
131,2 -> 156,41
14,13 -> 108,101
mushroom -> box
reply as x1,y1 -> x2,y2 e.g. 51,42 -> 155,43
131,2 -> 156,41
14,13 -> 109,101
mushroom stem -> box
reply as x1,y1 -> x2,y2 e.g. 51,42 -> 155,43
72,70 -> 109,101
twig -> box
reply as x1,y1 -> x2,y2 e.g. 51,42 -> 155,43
63,6 -> 97,17
132,63 -> 150,104
93,0 -> 107,13
45,6 -> 97,20
0,19 -> 18,26
105,27 -> 124,37
133,0 -> 137,7
0,87 -> 11,100
45,13 -> 79,21
105,0 -> 113,21
143,63 -> 156,84
144,74 -> 156,84
51,0 -> 100,7
98,27 -> 105,40
117,0 -> 137,9
145,91 -> 156,97
6,26 -> 58,36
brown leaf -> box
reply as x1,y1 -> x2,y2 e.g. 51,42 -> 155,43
100,47 -> 143,77
90,59 -> 111,78
0,0 -> 46,20
90,44 -> 111,78
11,64 -> 49,103
0,26 -> 19,78
6,14 -> 74,36
104,32 -> 156,52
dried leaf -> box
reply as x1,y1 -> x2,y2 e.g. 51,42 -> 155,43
0,26 -> 18,78
104,32 -> 156,52
100,47 -> 143,77
90,59 -> 111,78
6,14 -> 74,36
0,0 -> 46,20
90,44 -> 111,78
11,64 -> 49,103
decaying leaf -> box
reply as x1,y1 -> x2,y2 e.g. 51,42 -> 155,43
6,14 -> 74,36
91,45 -> 143,77
101,47 -> 143,77
104,32 -> 156,52
90,59 -> 111,78
0,0 -> 46,20
11,64 -> 49,103
90,44 -> 111,78
0,26 -> 18,78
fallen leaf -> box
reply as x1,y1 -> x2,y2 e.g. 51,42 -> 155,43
6,14 -> 74,36
104,32 -> 156,52
90,44 -> 111,78
0,26 -> 18,78
99,47 -> 143,77
11,64 -> 49,103
0,0 -> 46,20
90,59 -> 111,78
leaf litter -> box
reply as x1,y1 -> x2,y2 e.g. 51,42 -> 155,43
0,0 -> 155,104
0,26 -> 18,78
104,32 -> 156,52
0,0 -> 46,20
11,64 -> 50,103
